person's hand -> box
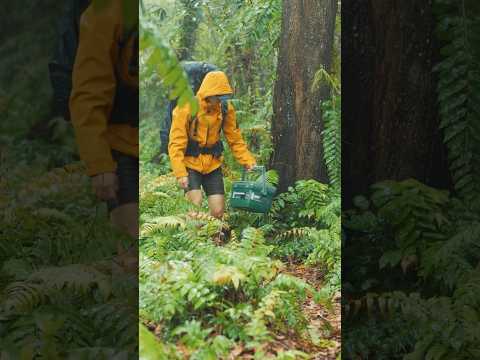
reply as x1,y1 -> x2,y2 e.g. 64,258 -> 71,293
245,163 -> 256,172
177,176 -> 189,189
91,172 -> 118,201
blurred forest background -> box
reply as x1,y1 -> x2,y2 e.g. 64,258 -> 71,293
342,0 -> 480,359
0,1 -> 137,358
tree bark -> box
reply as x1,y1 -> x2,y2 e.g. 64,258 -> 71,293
342,0 -> 451,207
270,0 -> 338,192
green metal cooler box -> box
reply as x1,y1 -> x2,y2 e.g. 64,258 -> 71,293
230,166 -> 276,213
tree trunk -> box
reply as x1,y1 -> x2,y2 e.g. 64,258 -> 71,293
270,0 -> 338,192
177,0 -> 200,61
342,0 -> 451,207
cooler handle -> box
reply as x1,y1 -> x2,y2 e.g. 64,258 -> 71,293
241,165 -> 267,194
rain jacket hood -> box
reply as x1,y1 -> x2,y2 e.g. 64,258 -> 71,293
196,71 -> 233,100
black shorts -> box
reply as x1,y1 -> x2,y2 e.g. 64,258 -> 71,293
106,150 -> 139,212
186,167 -> 225,196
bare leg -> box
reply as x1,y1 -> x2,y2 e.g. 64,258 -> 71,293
110,203 -> 139,238
208,194 -> 225,219
186,189 -> 203,206
110,203 -> 138,272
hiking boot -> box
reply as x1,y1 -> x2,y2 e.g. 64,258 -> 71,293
221,226 -> 231,240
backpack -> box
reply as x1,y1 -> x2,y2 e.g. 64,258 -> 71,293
159,61 -> 230,155
48,0 -> 139,127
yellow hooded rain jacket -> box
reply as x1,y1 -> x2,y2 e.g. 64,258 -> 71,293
168,71 -> 256,178
70,1 -> 138,177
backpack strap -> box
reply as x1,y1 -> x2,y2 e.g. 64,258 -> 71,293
118,25 -> 139,77
220,99 -> 229,132
110,23 -> 139,127
185,113 -> 200,157
185,113 -> 197,138
160,100 -> 175,154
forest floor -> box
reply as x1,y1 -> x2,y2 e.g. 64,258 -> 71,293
144,260 -> 341,360
281,264 -> 341,360
226,264 -> 341,360
139,166 -> 341,359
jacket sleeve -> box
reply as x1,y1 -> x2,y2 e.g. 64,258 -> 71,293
168,105 -> 190,178
223,103 -> 256,166
69,3 -> 119,177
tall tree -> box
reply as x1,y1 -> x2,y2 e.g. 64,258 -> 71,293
177,0 -> 201,61
270,0 -> 338,192
342,0 -> 451,207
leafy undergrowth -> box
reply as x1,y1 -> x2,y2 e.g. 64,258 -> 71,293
343,179 -> 480,359
0,1 -> 139,355
0,140 -> 138,358
139,169 -> 341,360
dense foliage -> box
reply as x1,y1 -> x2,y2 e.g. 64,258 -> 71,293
0,1 -> 138,358
0,0 -> 340,358
0,146 -> 138,358
139,0 -> 341,358
139,165 -> 340,358
343,1 -> 480,358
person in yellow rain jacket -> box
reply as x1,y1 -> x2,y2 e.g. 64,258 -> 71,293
69,0 -> 139,239
168,71 -> 256,219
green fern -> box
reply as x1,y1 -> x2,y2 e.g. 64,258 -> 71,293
343,175 -> 480,358
2,264 -> 111,314
370,179 -> 450,268
295,179 -> 330,221
2,283 -> 45,314
275,227 -> 315,241
401,280 -> 480,360
344,291 -> 405,319
434,0 -> 480,207
265,169 -> 279,187
141,215 -> 187,237
313,67 -> 340,96
321,97 -> 341,189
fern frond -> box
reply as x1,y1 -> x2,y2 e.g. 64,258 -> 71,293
434,2 -> 480,205
369,179 -> 450,266
2,264 -> 110,314
186,211 -> 218,222
141,215 -> 187,236
295,180 -> 330,220
312,66 -> 340,95
240,227 -> 266,248
265,169 -> 279,187
420,221 -> 480,289
269,274 -> 314,296
344,291 -> 405,318
2,283 -> 45,313
321,97 -> 341,189
275,227 -> 315,241
87,300 -> 138,348
227,229 -> 237,244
